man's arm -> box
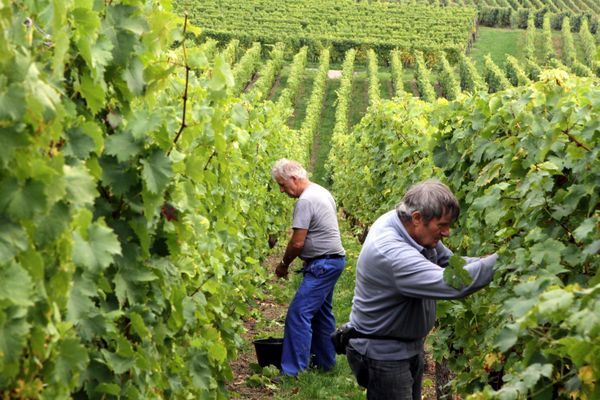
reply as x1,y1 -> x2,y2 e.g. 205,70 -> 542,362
276,228 -> 308,278
390,246 -> 498,299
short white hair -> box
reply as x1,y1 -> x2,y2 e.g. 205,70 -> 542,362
271,158 -> 308,180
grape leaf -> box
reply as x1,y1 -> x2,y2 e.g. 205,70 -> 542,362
105,131 -> 142,162
73,221 -> 121,272
141,149 -> 173,194
65,164 -> 98,207
52,338 -> 89,384
0,262 -> 33,306
443,254 -> 472,289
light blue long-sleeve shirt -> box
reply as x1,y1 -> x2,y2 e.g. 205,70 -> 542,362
349,210 -> 497,360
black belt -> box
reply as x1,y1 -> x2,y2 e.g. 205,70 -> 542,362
303,254 -> 345,263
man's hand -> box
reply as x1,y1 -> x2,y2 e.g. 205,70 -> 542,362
275,261 -> 289,279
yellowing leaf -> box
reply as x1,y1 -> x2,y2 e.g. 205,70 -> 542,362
579,366 -> 595,386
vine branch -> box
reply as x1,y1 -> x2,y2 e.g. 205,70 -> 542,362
562,128 -> 591,152
204,151 -> 217,170
169,13 -> 191,155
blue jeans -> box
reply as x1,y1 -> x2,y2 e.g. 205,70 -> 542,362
281,257 -> 345,376
347,345 -> 424,400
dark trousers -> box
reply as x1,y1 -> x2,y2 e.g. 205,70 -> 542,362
347,345 -> 424,400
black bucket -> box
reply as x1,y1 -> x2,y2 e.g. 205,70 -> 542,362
253,337 -> 283,370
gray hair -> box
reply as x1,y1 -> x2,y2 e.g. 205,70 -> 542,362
271,158 -> 308,180
396,180 -> 459,223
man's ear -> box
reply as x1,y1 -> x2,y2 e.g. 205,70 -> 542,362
411,211 -> 423,226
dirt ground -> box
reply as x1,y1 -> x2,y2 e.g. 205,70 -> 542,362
228,255 -> 286,400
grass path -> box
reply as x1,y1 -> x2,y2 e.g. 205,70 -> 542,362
470,27 -> 525,69
310,78 -> 339,186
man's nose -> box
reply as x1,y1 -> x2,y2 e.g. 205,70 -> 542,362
441,228 -> 450,237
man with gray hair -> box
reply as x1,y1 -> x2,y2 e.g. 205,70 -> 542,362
271,158 -> 346,377
346,180 -> 497,400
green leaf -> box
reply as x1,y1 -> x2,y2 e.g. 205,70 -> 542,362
73,220 -> 121,272
573,217 -> 597,242
0,306 -> 30,370
189,349 -> 212,389
65,126 -> 97,159
26,66 -> 61,116
6,179 -> 47,220
0,126 -> 30,166
443,255 -> 472,289
100,156 -> 138,195
34,202 -> 70,246
64,164 -> 98,207
95,383 -> 121,396
521,363 -> 553,387
129,312 -> 150,339
101,349 -> 134,374
79,73 -> 106,115
0,219 -> 29,264
231,103 -> 249,127
0,262 -> 33,306
127,110 -> 162,141
123,57 -> 145,96
141,149 -> 173,194
557,337 -> 591,366
73,8 -> 101,69
67,273 -> 98,324
0,83 -> 26,120
105,131 -> 142,163
89,36 -> 114,78
208,341 -> 227,363
583,240 -> 600,257
529,239 -> 565,265
495,323 -> 520,352
538,288 -> 574,315
209,54 -> 234,91
52,338 -> 89,384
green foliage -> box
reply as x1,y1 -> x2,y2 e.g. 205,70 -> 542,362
443,255 -> 472,289
505,55 -> 532,86
458,52 -> 487,93
299,48 -> 330,158
561,17 -> 576,66
367,49 -> 380,104
414,50 -> 437,102
438,52 -> 461,101
330,70 -> 600,399
0,1 -> 303,398
331,95 -> 440,225
542,14 -> 555,63
432,70 -> 600,399
390,49 -> 405,97
326,49 -> 356,184
179,0 -> 477,63
276,46 -> 308,110
231,42 -> 262,95
483,54 -> 512,93
246,42 -> 286,102
524,14 -> 537,61
579,19 -> 598,69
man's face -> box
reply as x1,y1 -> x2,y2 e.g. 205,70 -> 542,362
275,176 -> 300,198
413,211 -> 452,249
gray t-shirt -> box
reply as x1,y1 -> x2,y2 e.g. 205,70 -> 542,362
292,183 -> 345,259
349,210 -> 497,360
